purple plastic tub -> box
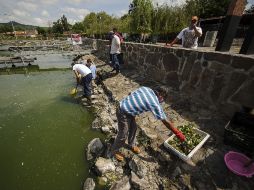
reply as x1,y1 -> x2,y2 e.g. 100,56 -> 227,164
224,151 -> 254,178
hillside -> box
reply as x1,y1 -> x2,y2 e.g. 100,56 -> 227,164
0,21 -> 38,32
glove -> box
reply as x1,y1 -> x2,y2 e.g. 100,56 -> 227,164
171,128 -> 186,142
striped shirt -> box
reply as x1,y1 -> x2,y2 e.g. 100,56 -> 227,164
120,87 -> 167,120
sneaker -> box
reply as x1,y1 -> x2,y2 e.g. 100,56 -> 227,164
114,153 -> 124,161
132,146 -> 141,154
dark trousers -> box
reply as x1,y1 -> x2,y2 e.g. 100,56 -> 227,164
110,107 -> 138,155
81,73 -> 93,97
112,53 -> 120,72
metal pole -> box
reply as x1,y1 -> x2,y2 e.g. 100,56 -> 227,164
10,20 -> 17,40
99,16 -> 102,39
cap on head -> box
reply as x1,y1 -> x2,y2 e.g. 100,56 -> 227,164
191,16 -> 198,21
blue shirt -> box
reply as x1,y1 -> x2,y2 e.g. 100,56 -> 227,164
90,64 -> 96,79
120,87 -> 167,120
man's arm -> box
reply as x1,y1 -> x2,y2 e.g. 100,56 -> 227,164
166,29 -> 184,47
115,36 -> 121,49
161,119 -> 185,141
73,70 -> 81,84
193,25 -> 202,37
166,37 -> 179,47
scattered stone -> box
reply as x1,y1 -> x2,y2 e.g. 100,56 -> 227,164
86,138 -> 104,160
101,125 -> 110,133
95,157 -> 115,175
109,176 -> 131,190
83,178 -> 95,190
97,176 -> 108,186
130,171 -> 150,190
91,118 -> 100,129
128,155 -> 147,179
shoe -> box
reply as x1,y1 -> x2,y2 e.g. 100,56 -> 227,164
132,146 -> 141,154
114,153 -> 124,161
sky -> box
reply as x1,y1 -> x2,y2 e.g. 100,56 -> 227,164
0,0 -> 253,27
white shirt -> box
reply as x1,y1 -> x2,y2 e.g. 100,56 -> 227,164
73,64 -> 91,77
89,64 -> 96,79
177,27 -> 202,49
110,34 -> 121,54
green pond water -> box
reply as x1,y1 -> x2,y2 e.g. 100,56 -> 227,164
0,55 -> 104,190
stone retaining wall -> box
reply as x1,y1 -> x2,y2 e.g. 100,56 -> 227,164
85,38 -> 254,117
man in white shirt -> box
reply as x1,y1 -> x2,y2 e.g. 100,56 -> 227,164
166,16 -> 202,49
73,63 -> 93,103
110,28 -> 121,73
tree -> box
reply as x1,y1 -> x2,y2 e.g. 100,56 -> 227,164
72,22 -> 85,33
61,15 -> 69,31
245,5 -> 254,14
184,0 -> 232,19
36,27 -> 47,37
130,0 -> 153,34
52,19 -> 63,34
52,15 -> 71,34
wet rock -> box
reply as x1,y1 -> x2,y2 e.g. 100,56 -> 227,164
129,155 -> 147,178
172,166 -> 182,179
115,166 -> 124,174
109,176 -> 131,190
95,157 -> 115,175
130,171 -> 150,190
83,178 -> 95,190
178,174 -> 191,189
86,138 -> 104,161
101,125 -> 110,133
157,151 -> 172,162
97,176 -> 108,186
91,118 -> 100,129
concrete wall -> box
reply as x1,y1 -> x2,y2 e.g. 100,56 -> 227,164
85,38 -> 254,117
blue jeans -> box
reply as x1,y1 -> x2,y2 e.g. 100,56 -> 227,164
81,73 -> 93,97
112,53 -> 120,72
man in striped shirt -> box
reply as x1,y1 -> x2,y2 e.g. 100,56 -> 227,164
110,86 -> 186,161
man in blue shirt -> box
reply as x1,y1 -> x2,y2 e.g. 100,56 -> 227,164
86,59 -> 96,79
110,86 -> 186,161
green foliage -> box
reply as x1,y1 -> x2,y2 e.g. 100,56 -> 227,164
130,0 -> 153,33
184,0 -> 232,18
82,11 -> 119,36
151,4 -> 188,35
36,27 -> 47,37
245,5 -> 254,14
0,22 -> 36,33
72,22 -> 85,33
52,15 -> 70,34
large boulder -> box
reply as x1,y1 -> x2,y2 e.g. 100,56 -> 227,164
95,157 -> 115,175
110,176 -> 131,190
128,155 -> 147,178
83,178 -> 95,190
86,138 -> 104,160
130,171 -> 150,190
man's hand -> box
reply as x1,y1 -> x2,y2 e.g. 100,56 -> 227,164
165,43 -> 172,48
175,130 -> 185,142
162,119 -> 185,142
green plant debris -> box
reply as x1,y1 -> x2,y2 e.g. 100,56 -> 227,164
167,123 -> 202,155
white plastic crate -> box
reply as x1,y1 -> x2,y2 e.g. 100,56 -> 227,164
164,128 -> 210,161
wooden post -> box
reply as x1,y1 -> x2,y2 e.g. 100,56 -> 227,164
215,0 -> 247,52
239,16 -> 254,54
